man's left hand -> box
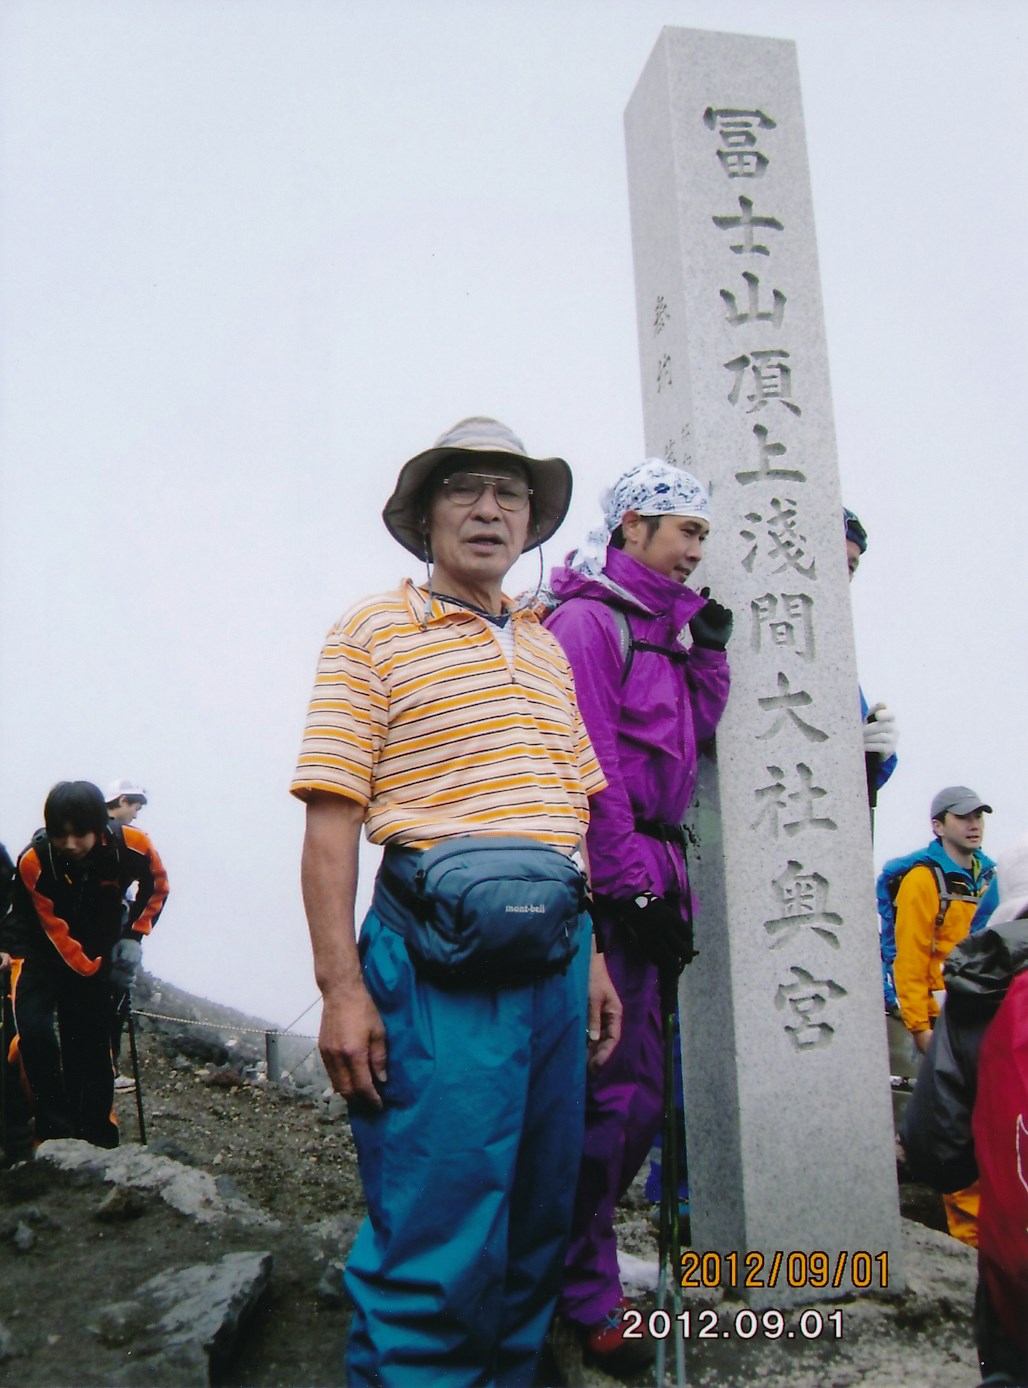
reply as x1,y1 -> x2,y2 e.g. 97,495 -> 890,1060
587,950 -> 622,1072
109,937 -> 142,992
689,589 -> 734,650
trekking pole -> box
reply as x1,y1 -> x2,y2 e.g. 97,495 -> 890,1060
0,970 -> 8,1159
865,747 -> 882,843
121,994 -> 147,1144
654,966 -> 686,1388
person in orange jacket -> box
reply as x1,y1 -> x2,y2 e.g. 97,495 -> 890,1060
5,781 -> 168,1148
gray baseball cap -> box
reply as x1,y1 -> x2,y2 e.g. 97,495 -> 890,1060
930,785 -> 992,819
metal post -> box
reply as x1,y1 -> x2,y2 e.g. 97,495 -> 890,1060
265,1031 -> 281,1084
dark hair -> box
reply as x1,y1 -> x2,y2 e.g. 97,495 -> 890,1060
843,507 -> 867,554
105,794 -> 144,809
609,515 -> 661,550
43,781 -> 109,838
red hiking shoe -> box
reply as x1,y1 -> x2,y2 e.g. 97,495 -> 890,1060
580,1297 -> 655,1377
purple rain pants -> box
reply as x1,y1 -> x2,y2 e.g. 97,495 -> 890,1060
559,915 -> 665,1326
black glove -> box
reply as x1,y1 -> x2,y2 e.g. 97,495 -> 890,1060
109,937 -> 142,992
618,892 -> 697,975
689,589 -> 734,650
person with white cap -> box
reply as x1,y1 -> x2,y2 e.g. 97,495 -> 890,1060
903,832 -> 1028,1384
292,417 -> 621,1387
542,458 -> 732,1373
104,779 -> 148,827
103,779 -> 151,1088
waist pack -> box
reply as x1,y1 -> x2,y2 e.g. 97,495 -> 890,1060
372,836 -> 587,988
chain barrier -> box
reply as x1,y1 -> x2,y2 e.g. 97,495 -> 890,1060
132,1007 -> 318,1042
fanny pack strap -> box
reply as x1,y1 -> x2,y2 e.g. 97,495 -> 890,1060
373,850 -> 427,934
634,818 -> 689,853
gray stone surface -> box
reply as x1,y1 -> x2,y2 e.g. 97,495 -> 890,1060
36,1138 -> 279,1227
141,1250 -> 273,1377
92,1252 -> 274,1387
625,27 -> 902,1303
12,1220 -> 36,1252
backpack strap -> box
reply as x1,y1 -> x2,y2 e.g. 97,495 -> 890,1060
569,597 -> 691,684
926,858 -> 990,929
600,603 -> 690,684
924,860 -> 952,929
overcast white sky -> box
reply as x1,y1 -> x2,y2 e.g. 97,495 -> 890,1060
1,0 -> 1024,1031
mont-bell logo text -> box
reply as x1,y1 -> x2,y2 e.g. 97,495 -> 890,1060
506,903 -> 546,914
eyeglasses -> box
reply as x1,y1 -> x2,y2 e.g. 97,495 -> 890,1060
439,471 -> 533,512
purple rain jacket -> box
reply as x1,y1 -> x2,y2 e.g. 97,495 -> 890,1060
544,545 -> 730,902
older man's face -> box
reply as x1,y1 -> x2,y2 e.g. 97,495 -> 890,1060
425,461 -> 532,591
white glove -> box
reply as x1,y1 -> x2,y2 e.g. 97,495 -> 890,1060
863,705 -> 899,759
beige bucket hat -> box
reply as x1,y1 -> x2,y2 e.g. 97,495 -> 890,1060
382,416 -> 572,558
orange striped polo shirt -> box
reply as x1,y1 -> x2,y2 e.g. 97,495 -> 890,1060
291,581 -> 605,850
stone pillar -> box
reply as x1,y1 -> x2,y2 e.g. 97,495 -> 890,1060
625,27 -> 903,1304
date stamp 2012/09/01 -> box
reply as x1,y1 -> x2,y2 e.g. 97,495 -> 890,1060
622,1307 -> 845,1343
681,1248 -> 889,1292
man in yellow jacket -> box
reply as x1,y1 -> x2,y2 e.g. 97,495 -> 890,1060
894,784 -> 996,1245
894,786 -> 996,1051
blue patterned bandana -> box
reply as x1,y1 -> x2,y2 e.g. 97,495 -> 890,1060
568,459 -> 711,576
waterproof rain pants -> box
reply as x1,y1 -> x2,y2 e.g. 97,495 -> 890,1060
344,908 -> 592,1388
14,961 -> 118,1148
559,919 -> 664,1326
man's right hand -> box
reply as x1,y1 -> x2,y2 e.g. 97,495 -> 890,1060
301,793 -> 380,1108
319,982 -> 388,1111
913,1029 -> 932,1056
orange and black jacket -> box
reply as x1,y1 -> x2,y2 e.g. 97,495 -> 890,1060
3,826 -> 169,978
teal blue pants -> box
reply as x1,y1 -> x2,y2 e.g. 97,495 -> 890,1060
345,908 -> 591,1387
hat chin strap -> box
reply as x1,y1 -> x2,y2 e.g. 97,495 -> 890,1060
421,530 -> 435,630
525,515 -> 544,609
419,515 -> 545,627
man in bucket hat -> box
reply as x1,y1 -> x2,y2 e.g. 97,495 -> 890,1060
292,417 -> 621,1387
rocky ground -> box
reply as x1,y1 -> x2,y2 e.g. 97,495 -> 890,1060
0,975 -> 983,1387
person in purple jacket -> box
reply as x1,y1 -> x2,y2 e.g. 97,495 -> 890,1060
544,458 -> 732,1374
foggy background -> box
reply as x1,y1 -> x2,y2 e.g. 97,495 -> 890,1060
1,0 -> 1023,1032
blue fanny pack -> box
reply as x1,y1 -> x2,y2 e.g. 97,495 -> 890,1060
372,835 -> 586,988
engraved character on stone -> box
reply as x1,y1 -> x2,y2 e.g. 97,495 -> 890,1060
751,763 -> 836,839
774,966 -> 847,1049
739,499 -> 817,579
703,107 -> 776,178
721,271 -> 786,328
763,861 -> 843,948
712,196 -> 784,256
724,352 -> 801,416
757,671 -> 828,742
751,592 -> 815,659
